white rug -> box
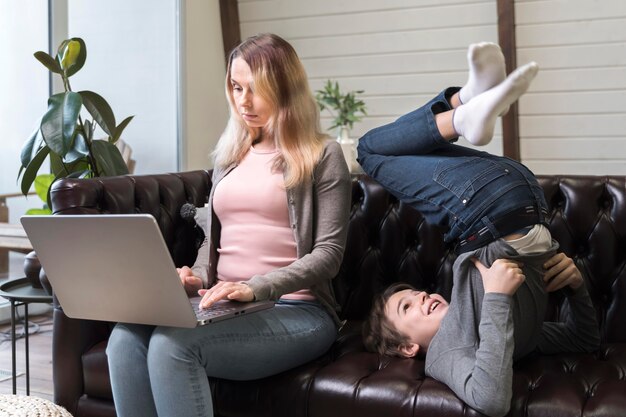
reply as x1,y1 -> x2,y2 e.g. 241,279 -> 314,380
0,395 -> 72,417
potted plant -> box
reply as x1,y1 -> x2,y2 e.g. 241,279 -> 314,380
315,80 -> 367,140
17,37 -> 134,290
315,80 -> 367,171
18,37 -> 134,211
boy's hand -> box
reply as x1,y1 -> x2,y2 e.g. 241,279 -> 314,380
473,258 -> 525,295
543,252 -> 583,292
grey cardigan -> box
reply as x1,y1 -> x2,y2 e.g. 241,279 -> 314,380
191,140 -> 351,325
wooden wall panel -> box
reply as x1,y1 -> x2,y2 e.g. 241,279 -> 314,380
239,0 -> 503,155
288,26 -> 498,59
236,0 -> 626,173
524,161 -> 626,175
239,0 -> 468,21
523,138 -> 626,160
520,91 -> 626,115
516,0 -> 626,24
516,0 -> 626,174
241,3 -> 495,39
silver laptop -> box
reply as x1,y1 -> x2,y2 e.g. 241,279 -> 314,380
21,214 -> 274,328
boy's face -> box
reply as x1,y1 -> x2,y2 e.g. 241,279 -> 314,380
385,289 -> 449,357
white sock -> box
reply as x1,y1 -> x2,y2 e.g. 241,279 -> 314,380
459,42 -> 507,104
453,62 -> 539,146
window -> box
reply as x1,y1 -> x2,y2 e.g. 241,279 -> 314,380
0,0 -> 50,221
1,0 -> 182,223
67,0 -> 181,175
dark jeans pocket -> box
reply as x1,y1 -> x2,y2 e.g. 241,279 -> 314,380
434,157 -> 509,204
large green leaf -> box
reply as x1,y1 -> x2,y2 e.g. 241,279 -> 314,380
111,115 -> 134,143
79,91 -> 116,136
34,174 -> 55,203
50,152 -> 90,178
66,169 -> 91,179
20,127 -> 44,168
91,140 -> 129,177
34,51 -> 62,74
83,119 -> 93,141
16,165 -> 25,184
63,130 -> 90,164
40,92 -> 82,157
49,152 -> 66,177
26,208 -> 52,215
56,37 -> 87,77
20,145 -> 50,195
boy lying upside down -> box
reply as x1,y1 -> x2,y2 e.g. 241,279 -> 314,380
358,43 -> 600,417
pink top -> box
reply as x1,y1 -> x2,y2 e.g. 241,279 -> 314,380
212,146 -> 315,301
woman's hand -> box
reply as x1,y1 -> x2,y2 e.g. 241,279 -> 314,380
473,258 -> 525,295
198,281 -> 255,309
177,266 -> 203,297
543,252 -> 583,292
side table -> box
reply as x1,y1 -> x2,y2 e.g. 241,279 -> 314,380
0,277 -> 52,395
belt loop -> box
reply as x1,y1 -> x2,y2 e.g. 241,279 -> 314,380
481,216 -> 499,240
535,198 -> 547,224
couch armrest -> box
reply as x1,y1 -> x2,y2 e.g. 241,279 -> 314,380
53,306 -> 113,415
49,170 -> 212,415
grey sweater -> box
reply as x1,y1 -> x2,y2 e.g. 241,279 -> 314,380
425,239 -> 601,417
191,140 -> 351,326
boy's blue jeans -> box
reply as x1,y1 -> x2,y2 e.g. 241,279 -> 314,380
357,88 -> 548,252
106,300 -> 336,417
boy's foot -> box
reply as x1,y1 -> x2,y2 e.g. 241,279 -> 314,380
453,62 -> 539,146
459,42 -> 507,105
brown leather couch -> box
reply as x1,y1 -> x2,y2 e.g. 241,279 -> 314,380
49,171 -> 626,417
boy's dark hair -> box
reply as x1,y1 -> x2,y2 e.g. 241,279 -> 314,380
362,282 -> 417,357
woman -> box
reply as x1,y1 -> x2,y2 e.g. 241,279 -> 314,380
107,33 -> 351,417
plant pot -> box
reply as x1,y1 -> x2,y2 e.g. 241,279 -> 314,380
337,126 -> 359,173
23,250 -> 43,289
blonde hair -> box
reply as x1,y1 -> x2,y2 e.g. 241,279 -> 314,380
213,33 -> 327,188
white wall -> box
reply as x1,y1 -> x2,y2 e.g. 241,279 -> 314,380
516,0 -> 626,175
238,0 -> 504,155
181,0 -> 229,171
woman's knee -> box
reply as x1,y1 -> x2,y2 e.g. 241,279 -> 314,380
147,327 -> 200,368
107,323 -> 153,366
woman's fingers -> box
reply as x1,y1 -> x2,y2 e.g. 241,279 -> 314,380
199,282 -> 253,308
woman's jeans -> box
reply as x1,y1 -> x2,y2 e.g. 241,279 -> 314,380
357,88 -> 548,252
106,300 -> 336,417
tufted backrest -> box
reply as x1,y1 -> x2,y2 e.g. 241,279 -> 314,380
51,171 -> 212,269
335,175 -> 455,321
51,172 -> 626,344
538,176 -> 626,343
337,174 -> 626,344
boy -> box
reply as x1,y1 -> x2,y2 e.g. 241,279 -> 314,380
357,43 -> 600,417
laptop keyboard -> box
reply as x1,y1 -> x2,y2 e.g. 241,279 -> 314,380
192,302 -> 239,320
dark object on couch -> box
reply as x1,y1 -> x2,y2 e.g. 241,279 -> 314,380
49,171 -> 626,417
